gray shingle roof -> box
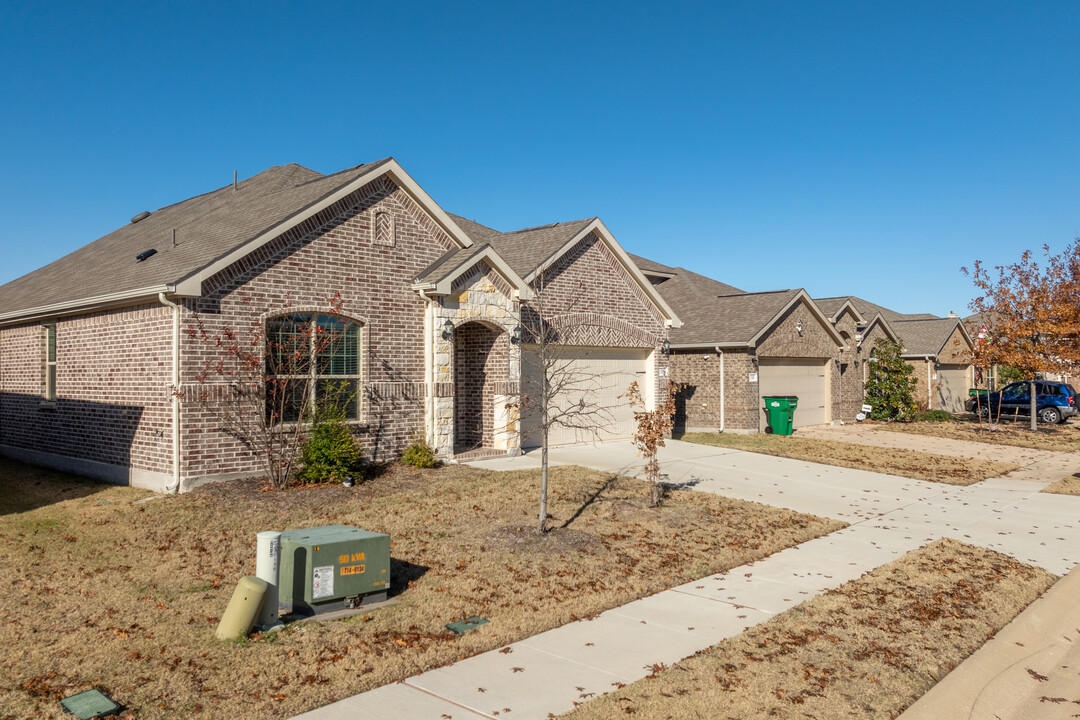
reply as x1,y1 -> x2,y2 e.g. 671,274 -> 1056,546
892,318 -> 967,356
0,160 -> 391,317
667,285 -> 802,345
814,295 -> 939,324
421,213 -> 598,282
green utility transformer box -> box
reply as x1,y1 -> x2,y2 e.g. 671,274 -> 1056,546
279,525 -> 391,617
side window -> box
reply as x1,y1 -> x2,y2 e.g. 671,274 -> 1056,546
1001,384 -> 1025,400
44,324 -> 57,401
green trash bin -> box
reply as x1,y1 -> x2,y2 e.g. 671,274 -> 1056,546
762,396 -> 798,436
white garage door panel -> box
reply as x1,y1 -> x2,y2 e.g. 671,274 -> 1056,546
758,358 -> 828,428
937,365 -> 969,413
520,346 -> 650,448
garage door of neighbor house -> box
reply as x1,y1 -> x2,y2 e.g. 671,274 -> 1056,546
758,358 -> 829,428
936,364 -> 969,413
520,347 -> 650,448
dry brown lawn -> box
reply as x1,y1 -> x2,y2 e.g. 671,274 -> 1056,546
0,457 -> 843,720
1042,473 -> 1080,496
562,538 -> 1056,720
677,431 -> 1017,485
877,417 -> 1080,452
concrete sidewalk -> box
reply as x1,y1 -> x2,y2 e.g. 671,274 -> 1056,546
292,440 -> 1080,720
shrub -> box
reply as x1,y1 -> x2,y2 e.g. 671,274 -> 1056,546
864,337 -> 918,421
914,409 -> 953,422
400,439 -> 439,468
297,415 -> 364,484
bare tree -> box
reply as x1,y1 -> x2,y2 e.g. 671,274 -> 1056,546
517,265 -> 616,534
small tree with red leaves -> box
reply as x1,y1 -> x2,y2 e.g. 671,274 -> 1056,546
624,380 -> 677,507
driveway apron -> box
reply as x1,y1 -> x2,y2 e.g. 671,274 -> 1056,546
291,440 -> 1080,720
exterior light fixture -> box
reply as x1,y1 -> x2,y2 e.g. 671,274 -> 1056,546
511,325 -> 523,345
441,319 -> 454,340
661,339 -> 671,356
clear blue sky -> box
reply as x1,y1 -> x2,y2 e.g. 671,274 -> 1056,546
1,1 -> 1076,316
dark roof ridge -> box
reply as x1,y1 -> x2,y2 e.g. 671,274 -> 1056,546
507,217 -> 596,235
718,288 -> 794,298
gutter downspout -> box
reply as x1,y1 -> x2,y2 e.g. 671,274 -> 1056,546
158,293 -> 182,494
715,347 -> 725,433
927,361 -> 933,410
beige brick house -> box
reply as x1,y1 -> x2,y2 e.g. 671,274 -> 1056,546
0,159 -> 678,492
816,297 -> 975,412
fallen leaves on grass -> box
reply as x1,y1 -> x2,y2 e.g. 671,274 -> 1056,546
562,539 -> 1056,720
677,432 -> 1017,485
878,418 -> 1080,452
0,458 -> 842,720
1041,473 -> 1080,496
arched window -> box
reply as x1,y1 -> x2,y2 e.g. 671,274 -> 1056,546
266,314 -> 361,422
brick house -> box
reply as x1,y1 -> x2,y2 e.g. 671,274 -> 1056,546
630,256 -> 845,433
0,159 -> 677,492
816,297 -> 975,412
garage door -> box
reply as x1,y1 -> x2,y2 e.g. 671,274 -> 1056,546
936,364 -> 970,413
758,358 -> 829,429
520,346 -> 650,448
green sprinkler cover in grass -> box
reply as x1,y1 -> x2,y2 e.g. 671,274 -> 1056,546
60,689 -> 121,719
446,616 -> 488,634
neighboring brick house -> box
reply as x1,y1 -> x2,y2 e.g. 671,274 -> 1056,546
631,256 -> 845,433
817,297 -> 975,412
891,316 -> 975,412
0,159 -> 677,492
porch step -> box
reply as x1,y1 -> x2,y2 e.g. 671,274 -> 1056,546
453,447 -> 513,462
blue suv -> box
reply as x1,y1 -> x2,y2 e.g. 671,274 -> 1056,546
966,380 -> 1077,424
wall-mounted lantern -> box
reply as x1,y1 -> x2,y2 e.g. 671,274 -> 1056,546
511,325 -> 523,345
441,319 -> 454,340
661,339 -> 671,356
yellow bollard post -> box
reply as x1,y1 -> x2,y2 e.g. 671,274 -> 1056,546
215,576 -> 269,641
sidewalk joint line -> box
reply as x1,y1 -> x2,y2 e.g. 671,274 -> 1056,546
399,680 -> 493,718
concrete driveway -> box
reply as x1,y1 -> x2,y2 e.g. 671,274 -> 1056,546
292,439 -> 1080,720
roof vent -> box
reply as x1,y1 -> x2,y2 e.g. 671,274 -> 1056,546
947,311 -> 958,318
135,248 -> 157,262
131,211 -> 151,224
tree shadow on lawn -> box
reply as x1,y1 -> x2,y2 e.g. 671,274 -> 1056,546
0,458 -> 118,516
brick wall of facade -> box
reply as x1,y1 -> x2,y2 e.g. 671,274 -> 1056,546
908,357 -> 932,408
671,349 -> 757,432
833,308 -> 861,422
0,305 -> 174,481
939,326 -> 974,364
180,176 -> 454,477
528,233 -> 669,402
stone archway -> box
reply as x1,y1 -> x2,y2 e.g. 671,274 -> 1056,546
453,321 -> 509,452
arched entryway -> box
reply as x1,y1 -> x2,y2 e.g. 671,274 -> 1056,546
453,321 -> 509,453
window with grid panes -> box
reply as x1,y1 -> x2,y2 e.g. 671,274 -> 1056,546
265,314 -> 361,422
44,324 -> 56,401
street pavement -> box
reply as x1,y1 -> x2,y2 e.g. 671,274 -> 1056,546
292,436 -> 1080,720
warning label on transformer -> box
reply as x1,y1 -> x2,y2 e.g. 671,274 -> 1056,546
312,565 -> 334,599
